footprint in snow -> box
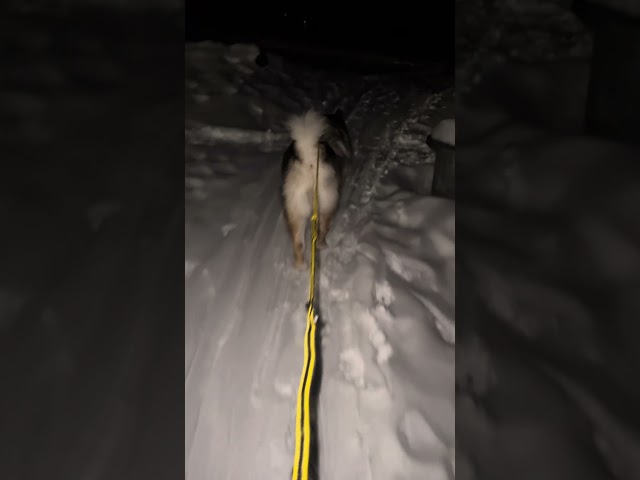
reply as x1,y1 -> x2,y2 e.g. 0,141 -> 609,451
397,409 -> 446,461
339,348 -> 366,389
374,279 -> 395,307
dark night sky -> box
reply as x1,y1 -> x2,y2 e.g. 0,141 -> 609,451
185,2 -> 455,65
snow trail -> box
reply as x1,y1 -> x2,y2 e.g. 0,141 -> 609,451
185,42 -> 454,480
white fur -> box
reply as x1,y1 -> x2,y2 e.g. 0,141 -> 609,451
286,110 -> 327,170
283,110 -> 340,241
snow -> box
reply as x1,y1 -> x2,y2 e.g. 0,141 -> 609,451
456,1 -> 640,479
2,12 -> 184,479
185,42 -> 454,479
587,0 -> 640,16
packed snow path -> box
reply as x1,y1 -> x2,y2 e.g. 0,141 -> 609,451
185,43 -> 454,480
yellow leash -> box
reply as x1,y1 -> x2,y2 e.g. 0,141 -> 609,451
291,146 -> 321,480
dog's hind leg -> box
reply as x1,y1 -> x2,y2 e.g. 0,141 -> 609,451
285,210 -> 306,269
318,208 -> 336,249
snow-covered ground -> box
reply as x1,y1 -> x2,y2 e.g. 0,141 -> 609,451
185,43 -> 455,479
456,1 -> 640,479
1,13 -> 183,480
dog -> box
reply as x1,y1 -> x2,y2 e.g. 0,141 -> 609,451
281,109 -> 353,269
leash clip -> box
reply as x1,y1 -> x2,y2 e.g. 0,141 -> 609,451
305,301 -> 319,324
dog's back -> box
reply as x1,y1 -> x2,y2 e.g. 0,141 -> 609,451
281,108 -> 352,179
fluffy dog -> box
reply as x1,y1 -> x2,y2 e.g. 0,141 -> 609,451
281,109 -> 353,269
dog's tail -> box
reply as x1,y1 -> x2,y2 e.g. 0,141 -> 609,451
286,110 -> 327,166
